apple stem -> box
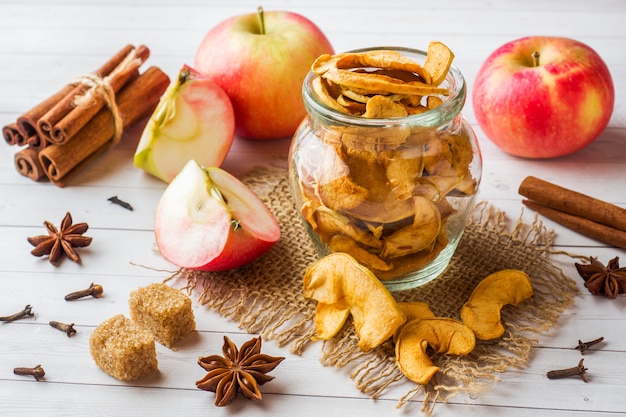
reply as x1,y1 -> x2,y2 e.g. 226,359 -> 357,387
257,6 -> 266,35
532,51 -> 540,67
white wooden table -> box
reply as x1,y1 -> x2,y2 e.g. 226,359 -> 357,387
1,1 -> 625,416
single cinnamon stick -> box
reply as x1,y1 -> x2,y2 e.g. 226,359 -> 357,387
522,199 -> 626,250
14,84 -> 75,150
519,176 -> 626,233
36,44 -> 136,142
48,45 -> 150,145
38,66 -> 170,186
2,123 -> 24,146
14,147 -> 46,181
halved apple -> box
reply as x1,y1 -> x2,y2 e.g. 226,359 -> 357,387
134,65 -> 235,183
154,160 -> 281,271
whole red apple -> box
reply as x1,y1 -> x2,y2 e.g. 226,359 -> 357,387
194,7 -> 334,140
154,160 -> 281,271
472,36 -> 614,158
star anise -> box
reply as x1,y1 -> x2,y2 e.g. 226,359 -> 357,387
196,335 -> 285,406
575,256 -> 626,299
27,212 -> 92,266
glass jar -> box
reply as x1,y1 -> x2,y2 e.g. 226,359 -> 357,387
288,47 -> 482,291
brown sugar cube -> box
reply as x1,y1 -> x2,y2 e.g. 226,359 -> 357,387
90,314 -> 158,381
129,283 -> 196,349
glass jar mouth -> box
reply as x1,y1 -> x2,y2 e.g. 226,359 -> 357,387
303,46 -> 466,128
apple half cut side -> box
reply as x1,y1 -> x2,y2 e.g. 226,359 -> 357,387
134,64 -> 235,183
154,160 -> 281,271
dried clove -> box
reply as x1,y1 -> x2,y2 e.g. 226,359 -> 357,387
108,196 -> 133,211
13,364 -> 45,381
64,283 -> 104,301
49,320 -> 77,337
546,359 -> 588,382
0,305 -> 34,322
575,337 -> 604,355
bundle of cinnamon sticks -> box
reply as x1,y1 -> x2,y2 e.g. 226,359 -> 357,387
3,44 -> 170,186
519,176 -> 626,249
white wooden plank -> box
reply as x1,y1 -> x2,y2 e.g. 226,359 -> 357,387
1,0 -> 625,416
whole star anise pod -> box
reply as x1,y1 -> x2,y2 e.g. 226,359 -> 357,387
196,335 -> 284,406
575,256 -> 626,299
27,212 -> 92,266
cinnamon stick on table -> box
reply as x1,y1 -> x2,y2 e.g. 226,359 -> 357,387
522,199 -> 626,250
519,176 -> 626,249
15,85 -> 75,150
3,123 -> 24,146
14,147 -> 46,181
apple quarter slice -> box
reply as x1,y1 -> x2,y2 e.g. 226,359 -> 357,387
154,160 -> 281,271
134,65 -> 235,183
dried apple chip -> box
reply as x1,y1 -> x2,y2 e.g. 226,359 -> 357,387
318,176 -> 370,211
323,68 -> 449,97
382,196 -> 442,259
328,234 -> 392,272
393,301 -> 436,342
336,94 -> 367,114
341,88 -> 372,104
363,95 -> 408,118
405,105 -> 429,115
303,252 -> 406,351
395,317 -> 475,385
335,50 -> 432,84
374,231 -> 448,279
420,175 -> 461,201
384,148 -> 425,201
312,76 -> 350,113
314,206 -> 383,249
460,269 -> 533,340
312,53 -> 346,75
426,95 -> 444,109
424,41 -> 455,86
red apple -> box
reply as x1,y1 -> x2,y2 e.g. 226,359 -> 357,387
134,65 -> 235,183
154,160 -> 281,271
472,36 -> 614,158
194,7 -> 334,140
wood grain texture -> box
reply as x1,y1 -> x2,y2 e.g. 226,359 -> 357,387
1,1 -> 625,416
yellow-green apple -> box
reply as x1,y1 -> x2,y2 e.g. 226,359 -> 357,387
193,7 -> 334,140
134,65 -> 235,182
472,36 -> 614,158
154,160 -> 280,271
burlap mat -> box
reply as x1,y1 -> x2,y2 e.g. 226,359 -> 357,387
180,161 -> 580,414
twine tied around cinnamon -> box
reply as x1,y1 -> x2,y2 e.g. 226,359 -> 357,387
71,48 -> 144,146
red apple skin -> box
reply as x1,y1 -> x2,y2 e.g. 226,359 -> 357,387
194,10 -> 334,140
472,36 -> 614,158
154,161 -> 281,272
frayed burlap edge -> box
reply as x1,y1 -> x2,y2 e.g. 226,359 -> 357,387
176,162 -> 581,415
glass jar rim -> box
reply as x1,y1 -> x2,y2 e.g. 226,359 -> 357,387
302,46 -> 466,128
